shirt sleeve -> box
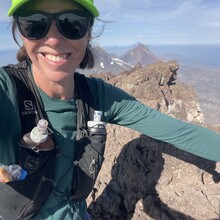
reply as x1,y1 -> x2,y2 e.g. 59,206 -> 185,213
87,77 -> 220,162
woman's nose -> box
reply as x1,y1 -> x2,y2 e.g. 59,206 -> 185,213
44,21 -> 64,43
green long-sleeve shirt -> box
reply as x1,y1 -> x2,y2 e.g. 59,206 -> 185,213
0,66 -> 219,219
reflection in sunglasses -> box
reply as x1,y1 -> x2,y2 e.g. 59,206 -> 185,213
15,10 -> 92,40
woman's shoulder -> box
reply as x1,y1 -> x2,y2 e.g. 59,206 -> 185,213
0,66 -> 10,77
82,74 -> 110,95
85,74 -> 106,85
0,66 -> 14,90
85,74 -> 121,93
0,65 -> 20,105
85,74 -> 135,99
0,61 -> 29,90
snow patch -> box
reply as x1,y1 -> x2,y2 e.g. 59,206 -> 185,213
100,62 -> 104,68
112,58 -> 134,68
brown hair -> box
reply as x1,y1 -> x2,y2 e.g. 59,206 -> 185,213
11,18 -> 95,69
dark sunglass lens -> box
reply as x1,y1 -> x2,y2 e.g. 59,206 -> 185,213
17,14 -> 48,39
58,13 -> 88,39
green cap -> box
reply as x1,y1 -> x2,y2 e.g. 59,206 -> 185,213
7,0 -> 99,17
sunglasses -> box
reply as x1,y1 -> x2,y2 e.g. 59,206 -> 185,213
15,10 -> 92,40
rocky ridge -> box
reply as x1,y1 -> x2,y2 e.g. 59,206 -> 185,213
87,61 -> 220,220
79,43 -> 160,75
79,46 -> 133,75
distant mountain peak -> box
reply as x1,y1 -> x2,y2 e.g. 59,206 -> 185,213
79,46 -> 133,75
136,42 -> 148,48
79,43 -> 161,75
132,43 -> 152,55
119,43 -> 160,66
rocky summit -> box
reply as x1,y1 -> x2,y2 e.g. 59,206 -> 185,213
87,61 -> 220,220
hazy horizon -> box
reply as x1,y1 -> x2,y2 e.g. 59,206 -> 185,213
1,43 -> 219,68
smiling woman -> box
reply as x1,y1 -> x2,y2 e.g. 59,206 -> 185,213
10,0 -> 95,99
0,0 -> 220,220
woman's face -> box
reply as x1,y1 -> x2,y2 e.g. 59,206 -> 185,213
21,0 -> 91,83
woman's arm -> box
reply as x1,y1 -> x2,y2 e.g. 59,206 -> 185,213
87,77 -> 220,162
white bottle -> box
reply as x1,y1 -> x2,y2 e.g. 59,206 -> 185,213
30,119 -> 49,144
19,118 -> 54,152
87,111 -> 106,128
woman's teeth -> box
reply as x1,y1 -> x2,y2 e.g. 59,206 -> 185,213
45,54 -> 68,62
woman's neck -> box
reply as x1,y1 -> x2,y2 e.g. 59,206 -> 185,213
40,82 -> 75,100
32,68 -> 75,100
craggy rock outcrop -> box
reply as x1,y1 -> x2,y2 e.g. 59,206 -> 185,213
87,61 -> 220,220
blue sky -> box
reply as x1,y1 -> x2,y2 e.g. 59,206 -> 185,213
0,0 -> 220,49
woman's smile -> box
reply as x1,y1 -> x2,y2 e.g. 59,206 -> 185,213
43,53 -> 71,62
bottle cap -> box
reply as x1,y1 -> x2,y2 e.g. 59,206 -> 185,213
30,119 -> 49,143
94,111 -> 102,122
37,119 -> 48,131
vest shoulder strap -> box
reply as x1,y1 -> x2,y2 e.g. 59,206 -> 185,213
3,60 -> 44,134
3,61 -> 94,137
74,72 -> 95,140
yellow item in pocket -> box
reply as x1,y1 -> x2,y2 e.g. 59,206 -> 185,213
0,167 -> 11,183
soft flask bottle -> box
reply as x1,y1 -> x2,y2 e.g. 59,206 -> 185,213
87,111 -> 106,136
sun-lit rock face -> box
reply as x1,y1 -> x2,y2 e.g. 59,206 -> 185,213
87,61 -> 220,220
